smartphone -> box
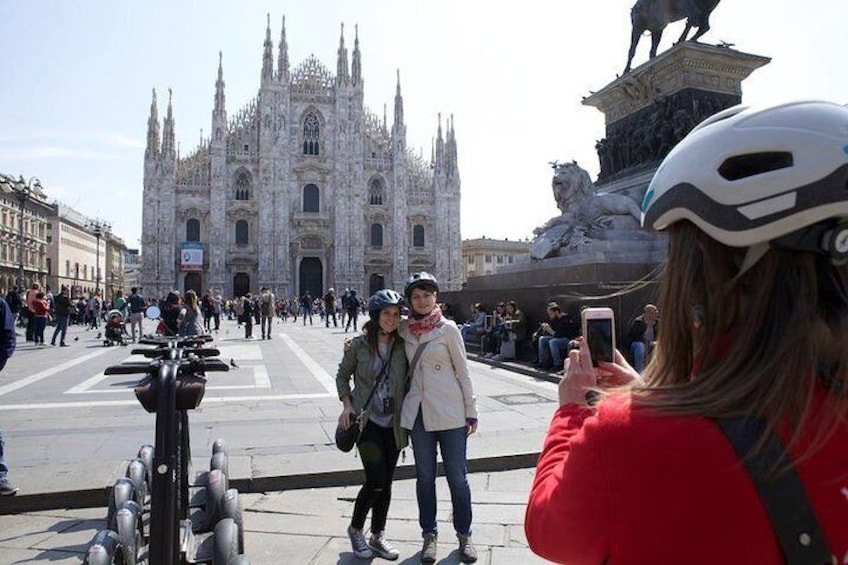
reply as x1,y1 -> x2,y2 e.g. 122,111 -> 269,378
582,307 -> 615,367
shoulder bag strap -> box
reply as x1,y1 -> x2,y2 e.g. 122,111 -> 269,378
716,418 -> 832,564
406,341 -> 429,381
357,346 -> 395,414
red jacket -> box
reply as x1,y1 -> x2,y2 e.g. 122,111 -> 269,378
525,391 -> 848,564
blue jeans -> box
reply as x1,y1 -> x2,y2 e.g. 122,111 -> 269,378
51,314 -> 69,345
409,411 -> 472,536
548,337 -> 571,368
631,341 -> 646,372
0,425 -> 8,478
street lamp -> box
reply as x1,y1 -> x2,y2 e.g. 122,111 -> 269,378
86,218 -> 110,295
0,174 -> 42,289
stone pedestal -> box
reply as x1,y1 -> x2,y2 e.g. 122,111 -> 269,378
584,42 -> 771,186
445,43 -> 770,343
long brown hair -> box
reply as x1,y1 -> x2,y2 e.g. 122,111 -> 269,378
635,221 -> 848,460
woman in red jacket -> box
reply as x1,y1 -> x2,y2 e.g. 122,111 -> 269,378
526,101 -> 848,564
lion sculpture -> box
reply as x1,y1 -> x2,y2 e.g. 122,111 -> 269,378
530,162 -> 643,259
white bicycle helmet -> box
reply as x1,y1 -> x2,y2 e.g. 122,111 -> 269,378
642,100 -> 848,271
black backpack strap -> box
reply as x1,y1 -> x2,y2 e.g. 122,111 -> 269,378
716,418 -> 833,564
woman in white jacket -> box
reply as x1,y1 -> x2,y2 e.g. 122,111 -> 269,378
400,272 -> 479,564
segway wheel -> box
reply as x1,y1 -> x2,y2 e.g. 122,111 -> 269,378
115,501 -> 142,565
204,469 -> 228,531
221,489 -> 245,553
212,518 -> 239,565
212,438 -> 227,455
210,450 -> 228,477
84,529 -> 120,565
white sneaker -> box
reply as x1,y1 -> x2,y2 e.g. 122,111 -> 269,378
369,531 -> 399,560
347,526 -> 374,559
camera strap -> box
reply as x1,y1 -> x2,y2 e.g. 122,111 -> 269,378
716,418 -> 832,564
358,344 -> 395,418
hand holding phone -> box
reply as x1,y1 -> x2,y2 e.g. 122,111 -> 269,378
581,307 -> 615,367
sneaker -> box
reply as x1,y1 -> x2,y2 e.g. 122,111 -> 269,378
0,477 -> 19,496
60,342 -> 69,347
369,531 -> 399,560
457,534 -> 478,564
420,532 -> 437,564
347,526 -> 374,559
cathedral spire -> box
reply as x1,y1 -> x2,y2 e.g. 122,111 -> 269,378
145,88 -> 161,160
277,15 -> 289,81
393,69 -> 404,127
336,23 -> 349,84
214,51 -> 226,117
351,24 -> 362,86
261,13 -> 274,84
447,114 -> 458,175
383,103 -> 387,133
435,112 -> 445,173
162,88 -> 176,158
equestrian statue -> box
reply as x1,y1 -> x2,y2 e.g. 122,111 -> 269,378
624,0 -> 723,73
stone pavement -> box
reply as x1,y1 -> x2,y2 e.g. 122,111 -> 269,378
0,317 -> 559,563
0,468 -> 552,564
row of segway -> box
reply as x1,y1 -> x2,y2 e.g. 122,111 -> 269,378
85,306 -> 250,564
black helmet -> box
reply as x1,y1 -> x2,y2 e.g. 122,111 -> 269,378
404,271 -> 439,299
368,289 -> 403,318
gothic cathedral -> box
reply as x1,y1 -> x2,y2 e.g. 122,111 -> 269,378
140,17 -> 461,300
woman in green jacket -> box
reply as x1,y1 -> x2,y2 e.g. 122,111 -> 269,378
336,289 -> 409,560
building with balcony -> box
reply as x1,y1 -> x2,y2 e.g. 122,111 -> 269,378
0,176 -> 52,293
462,237 -> 531,280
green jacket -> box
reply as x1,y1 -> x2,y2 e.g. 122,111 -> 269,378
335,334 -> 409,449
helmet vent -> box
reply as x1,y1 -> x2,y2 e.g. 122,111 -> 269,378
719,152 -> 794,181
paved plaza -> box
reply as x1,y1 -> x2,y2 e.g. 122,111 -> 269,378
0,316 -> 557,563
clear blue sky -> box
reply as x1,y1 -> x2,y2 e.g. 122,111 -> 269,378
0,0 -> 845,250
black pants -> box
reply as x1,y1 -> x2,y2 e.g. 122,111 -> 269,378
351,420 -> 400,533
345,309 -> 359,331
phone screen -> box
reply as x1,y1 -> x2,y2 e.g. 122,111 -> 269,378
586,318 -> 614,366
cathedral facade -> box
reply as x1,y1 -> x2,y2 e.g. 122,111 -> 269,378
140,17 -> 461,300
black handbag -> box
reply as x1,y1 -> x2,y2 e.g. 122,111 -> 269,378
335,346 -> 395,452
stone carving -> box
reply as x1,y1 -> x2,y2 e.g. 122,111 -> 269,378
530,162 -> 642,259
595,91 -> 735,181
625,0 -> 722,73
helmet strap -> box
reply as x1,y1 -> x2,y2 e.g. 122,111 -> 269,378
732,243 -> 769,282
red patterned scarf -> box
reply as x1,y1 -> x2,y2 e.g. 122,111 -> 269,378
408,307 -> 443,336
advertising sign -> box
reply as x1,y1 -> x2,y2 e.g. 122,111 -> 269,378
181,242 -> 203,271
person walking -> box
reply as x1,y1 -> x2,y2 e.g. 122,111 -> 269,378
300,291 -> 313,326
336,289 -> 409,560
525,101 -> 848,563
400,272 -> 479,564
324,288 -> 338,328
127,287 -> 146,342
259,287 -> 276,339
241,294 -> 255,339
0,296 -> 18,495
50,286 -> 72,346
344,290 -> 360,333
31,291 -> 49,345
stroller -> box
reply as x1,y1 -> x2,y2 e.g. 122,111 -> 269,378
104,309 -> 128,346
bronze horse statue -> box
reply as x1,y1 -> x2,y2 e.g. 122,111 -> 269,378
624,0 -> 722,73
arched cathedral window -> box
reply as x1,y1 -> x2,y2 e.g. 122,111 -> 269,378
235,220 -> 249,245
186,219 -> 200,242
303,112 -> 320,155
234,171 -> 251,200
413,224 -> 425,247
303,184 -> 320,213
370,223 -> 383,248
369,178 -> 384,205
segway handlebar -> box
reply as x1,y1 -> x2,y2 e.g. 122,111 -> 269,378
131,347 -> 221,358
104,362 -> 154,375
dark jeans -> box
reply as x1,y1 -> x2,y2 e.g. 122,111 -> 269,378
351,421 -> 400,533
345,309 -> 359,332
325,309 -> 337,327
261,316 -> 273,337
33,316 -> 47,344
51,314 -> 69,345
409,411 -> 472,536
24,310 -> 34,342
244,317 -> 253,339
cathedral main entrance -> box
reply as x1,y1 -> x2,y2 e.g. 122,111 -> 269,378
299,258 -> 322,298
184,273 -> 202,296
233,273 -> 250,297
369,274 -> 385,296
